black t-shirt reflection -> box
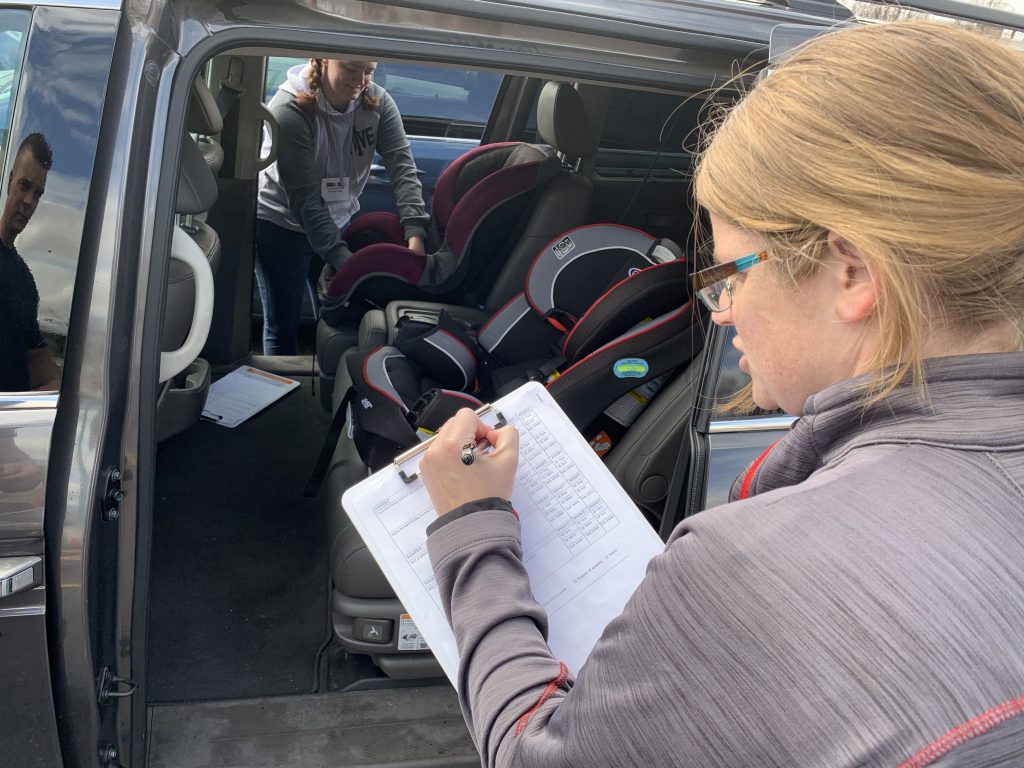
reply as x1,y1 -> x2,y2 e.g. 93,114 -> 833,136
0,133 -> 58,392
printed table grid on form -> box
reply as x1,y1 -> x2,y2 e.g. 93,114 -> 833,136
515,407 -> 620,587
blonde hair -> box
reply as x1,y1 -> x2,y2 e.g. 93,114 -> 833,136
296,58 -> 380,111
694,21 -> 1024,404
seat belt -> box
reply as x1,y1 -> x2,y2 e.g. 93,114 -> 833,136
215,57 -> 245,176
304,387 -> 355,498
216,57 -> 245,118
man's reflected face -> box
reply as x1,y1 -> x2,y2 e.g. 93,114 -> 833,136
3,149 -> 47,241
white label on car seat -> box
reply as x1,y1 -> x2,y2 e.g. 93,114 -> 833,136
322,177 -> 351,202
551,235 -> 575,259
398,614 -> 430,651
604,372 -> 671,428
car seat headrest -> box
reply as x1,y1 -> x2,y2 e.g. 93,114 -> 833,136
454,143 -> 550,199
176,136 -> 218,215
536,81 -> 597,160
188,76 -> 223,136
430,142 -> 555,226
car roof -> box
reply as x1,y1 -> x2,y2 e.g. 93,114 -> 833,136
162,0 -> 854,92
183,0 -> 848,46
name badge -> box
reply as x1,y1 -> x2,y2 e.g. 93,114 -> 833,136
322,177 -> 350,202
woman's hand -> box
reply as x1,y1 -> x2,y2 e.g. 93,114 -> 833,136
407,235 -> 426,254
419,408 -> 520,516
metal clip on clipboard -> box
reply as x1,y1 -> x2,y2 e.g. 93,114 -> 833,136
393,403 -> 507,484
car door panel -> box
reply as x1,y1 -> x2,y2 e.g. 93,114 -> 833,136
0,5 -> 120,766
0,396 -> 61,768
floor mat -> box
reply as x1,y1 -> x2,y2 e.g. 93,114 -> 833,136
148,377 -> 333,702
147,687 -> 478,767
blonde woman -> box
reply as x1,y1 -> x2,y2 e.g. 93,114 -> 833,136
418,22 -> 1024,767
256,59 -> 427,354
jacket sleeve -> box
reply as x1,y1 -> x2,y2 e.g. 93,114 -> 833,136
429,500 -> 732,768
427,508 -> 574,767
375,91 -> 429,241
271,98 -> 353,270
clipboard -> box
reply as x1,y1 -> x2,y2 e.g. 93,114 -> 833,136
392,403 -> 507,484
200,365 -> 299,427
341,381 -> 664,685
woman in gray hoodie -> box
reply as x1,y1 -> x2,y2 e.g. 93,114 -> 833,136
256,59 -> 428,355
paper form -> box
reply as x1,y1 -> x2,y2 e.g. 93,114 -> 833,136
341,381 -> 664,685
200,366 -> 300,428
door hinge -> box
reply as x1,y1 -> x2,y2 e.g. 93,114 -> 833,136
97,666 -> 137,705
101,467 -> 124,522
98,743 -> 124,768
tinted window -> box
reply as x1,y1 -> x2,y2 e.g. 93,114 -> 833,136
264,58 -> 500,139
0,13 -> 27,157
596,88 -> 723,179
1,7 -> 117,392
714,327 -> 751,409
712,327 -> 786,420
0,9 -> 41,393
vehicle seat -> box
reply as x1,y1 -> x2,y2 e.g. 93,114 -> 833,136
156,82 -> 223,442
315,81 -> 597,409
188,75 -> 225,176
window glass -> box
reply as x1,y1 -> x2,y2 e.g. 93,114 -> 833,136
712,326 -> 787,420
264,58 -> 501,140
0,10 -> 48,394
0,12 -> 27,172
596,88 -> 715,178
1,6 -> 118,393
714,327 -> 751,409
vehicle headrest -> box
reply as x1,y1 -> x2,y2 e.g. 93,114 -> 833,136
188,76 -> 222,136
536,81 -> 597,160
176,136 -> 218,215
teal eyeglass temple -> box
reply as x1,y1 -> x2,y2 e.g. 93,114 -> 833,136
691,251 -> 768,312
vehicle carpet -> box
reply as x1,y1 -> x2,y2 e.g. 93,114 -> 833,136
147,687 -> 477,767
148,376 -> 339,702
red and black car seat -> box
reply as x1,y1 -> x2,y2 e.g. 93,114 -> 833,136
339,224 -> 706,471
317,81 -> 599,328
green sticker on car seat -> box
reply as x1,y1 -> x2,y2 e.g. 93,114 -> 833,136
613,358 -> 649,378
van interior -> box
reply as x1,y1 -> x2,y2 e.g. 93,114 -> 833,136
144,41 -> 731,767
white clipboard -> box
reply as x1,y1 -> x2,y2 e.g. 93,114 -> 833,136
341,381 -> 664,685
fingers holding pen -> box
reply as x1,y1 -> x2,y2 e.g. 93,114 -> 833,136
420,408 -> 520,516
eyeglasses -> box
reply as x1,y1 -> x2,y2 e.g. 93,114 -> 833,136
691,251 -> 768,312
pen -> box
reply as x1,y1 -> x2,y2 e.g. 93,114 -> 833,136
394,405 -> 506,483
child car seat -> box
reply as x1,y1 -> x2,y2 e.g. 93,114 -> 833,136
339,224 -> 702,469
315,80 -> 598,409
314,224 -> 707,678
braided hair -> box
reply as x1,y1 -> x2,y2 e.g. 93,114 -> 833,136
295,58 -> 380,111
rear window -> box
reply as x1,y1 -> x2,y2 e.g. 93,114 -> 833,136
596,88 -> 719,178
264,58 -> 500,140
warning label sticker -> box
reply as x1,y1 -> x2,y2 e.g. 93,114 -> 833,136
397,614 -> 430,651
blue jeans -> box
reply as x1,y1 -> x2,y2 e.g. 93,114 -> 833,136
254,218 -> 321,355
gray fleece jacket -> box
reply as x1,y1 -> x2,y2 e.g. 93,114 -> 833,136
257,65 -> 428,270
427,352 -> 1024,767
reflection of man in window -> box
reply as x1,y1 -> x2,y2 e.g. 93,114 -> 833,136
0,132 -> 59,391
